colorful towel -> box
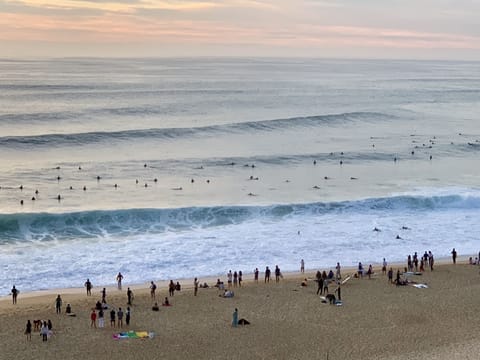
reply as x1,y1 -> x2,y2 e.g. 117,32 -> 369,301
113,331 -> 154,339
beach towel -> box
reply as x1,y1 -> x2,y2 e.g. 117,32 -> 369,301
113,331 -> 154,339
413,284 -> 428,289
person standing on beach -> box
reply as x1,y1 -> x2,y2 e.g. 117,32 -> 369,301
11,285 -> 18,305
300,259 -> 305,273
232,308 -> 238,328
265,266 -> 271,283
194,278 -> 199,296
90,309 -> 97,328
451,248 -> 457,264
429,251 -> 434,271
254,268 -> 259,283
227,270 -> 233,288
41,321 -> 49,341
126,307 -> 131,326
275,265 -> 281,283
84,279 -> 92,296
336,262 -> 342,280
116,272 -> 124,290
169,280 -> 175,296
127,287 -> 133,305
117,308 -> 124,328
110,309 -> 116,327
382,259 -> 387,275
150,281 -> 157,300
238,271 -> 243,287
388,268 -> 393,283
25,320 -> 32,340
233,271 -> 238,287
55,295 -> 62,314
98,308 -> 105,328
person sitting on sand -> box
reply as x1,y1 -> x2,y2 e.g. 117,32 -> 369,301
152,302 -> 160,311
95,301 -> 102,311
301,279 -> 308,287
162,297 -> 171,306
221,290 -> 234,298
214,279 -> 224,290
175,282 -> 181,291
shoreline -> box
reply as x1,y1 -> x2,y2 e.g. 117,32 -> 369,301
1,254 -> 471,302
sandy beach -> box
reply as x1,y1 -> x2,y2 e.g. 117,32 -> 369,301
2,259 -> 480,360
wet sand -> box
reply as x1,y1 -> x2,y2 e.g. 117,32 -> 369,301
1,260 -> 480,360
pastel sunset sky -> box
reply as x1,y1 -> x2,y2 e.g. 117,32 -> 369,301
1,0 -> 480,59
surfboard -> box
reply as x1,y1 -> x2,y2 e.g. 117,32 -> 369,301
341,275 -> 351,285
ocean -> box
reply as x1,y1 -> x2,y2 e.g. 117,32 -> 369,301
1,57 -> 479,295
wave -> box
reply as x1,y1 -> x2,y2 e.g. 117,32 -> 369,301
1,192 -> 479,243
0,111 -> 389,148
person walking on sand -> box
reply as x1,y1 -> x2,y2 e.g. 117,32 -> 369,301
11,285 -> 18,305
300,259 -> 305,273
169,280 -> 175,296
150,281 -> 157,300
382,258 -> 387,275
233,271 -> 238,287
90,309 -> 97,328
254,268 -> 259,283
55,295 -> 62,314
194,278 -> 199,296
451,248 -> 457,264
25,320 -> 32,340
336,262 -> 342,280
238,271 -> 243,287
232,308 -> 238,328
101,288 -> 107,303
84,278 -> 92,296
116,272 -> 124,290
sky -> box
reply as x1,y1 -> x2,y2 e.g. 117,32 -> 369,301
1,0 -> 480,59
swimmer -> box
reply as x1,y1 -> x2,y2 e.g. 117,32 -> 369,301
97,176 -> 101,181
339,160 -> 343,165
114,184 -> 118,188
313,185 -> 320,189
57,176 -> 61,180
19,185 -> 23,190
324,176 -> 329,180
429,155 -> 432,160
144,183 -> 148,187
247,192 -> 257,196
313,160 -> 317,165
31,197 -> 35,201
401,226 -> 410,230
35,189 -> 39,194
57,194 -> 61,201
83,186 -> 87,191
191,179 -> 194,183
172,187 -> 183,191
136,179 -> 139,184
394,157 -> 397,162
69,186 -> 73,190
144,163 -> 147,168
55,166 -> 61,170
350,177 -> 358,180
373,227 -> 381,232
411,151 -> 415,155
396,235 -> 402,239
154,178 -> 158,183
78,166 -> 82,170
20,200 -> 24,205
206,179 -> 210,183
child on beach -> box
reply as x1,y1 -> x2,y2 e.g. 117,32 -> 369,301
25,320 -> 32,340
41,321 -> 49,341
90,309 -> 97,328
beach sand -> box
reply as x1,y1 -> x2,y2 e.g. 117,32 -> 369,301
1,261 -> 480,360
